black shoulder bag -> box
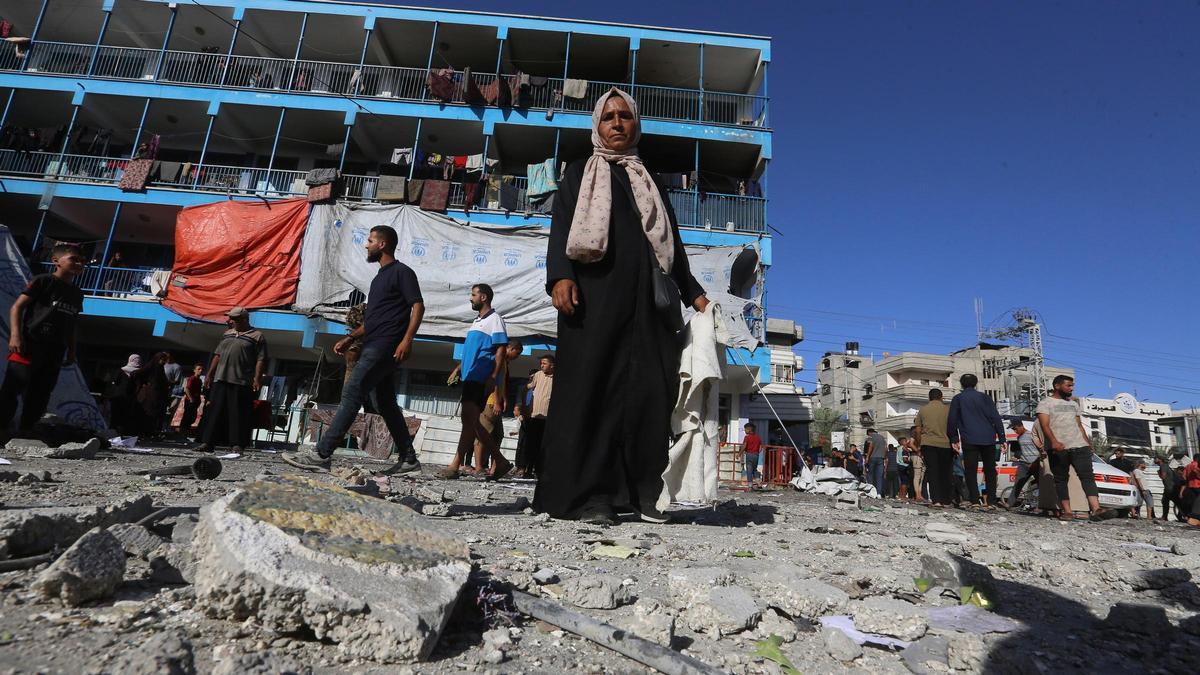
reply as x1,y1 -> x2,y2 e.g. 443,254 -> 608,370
647,242 -> 684,334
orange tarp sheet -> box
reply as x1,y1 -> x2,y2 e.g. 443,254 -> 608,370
163,198 -> 310,322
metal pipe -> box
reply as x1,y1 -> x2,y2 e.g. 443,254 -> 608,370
219,19 -> 241,87
629,49 -> 638,87
288,13 -> 308,90
29,0 -> 51,42
421,21 -> 439,101
192,114 -> 215,188
96,203 -> 122,293
697,44 -> 704,122
86,10 -> 112,76
561,32 -> 571,80
493,37 -> 505,75
153,5 -> 177,80
52,103 -> 80,178
693,139 -> 700,227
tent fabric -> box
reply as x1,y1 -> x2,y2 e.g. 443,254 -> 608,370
0,225 -> 107,432
164,198 -> 310,322
296,201 -> 762,346
657,305 -> 724,510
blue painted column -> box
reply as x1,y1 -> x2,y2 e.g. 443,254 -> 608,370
128,97 -> 151,158
561,32 -> 571,80
192,114 -> 215,188
407,119 -> 422,180
265,107 -> 286,187
697,44 -> 705,123
552,128 -> 560,174
421,21 -> 439,101
153,4 -> 177,80
0,89 -> 14,129
693,139 -> 700,228
23,0 -> 51,68
30,211 -> 49,257
762,61 -> 769,127
53,102 -> 81,177
287,13 -> 308,90
337,124 -> 352,172
86,9 -> 112,76
96,203 -> 123,293
352,19 -> 373,96
629,49 -> 638,87
219,19 -> 241,87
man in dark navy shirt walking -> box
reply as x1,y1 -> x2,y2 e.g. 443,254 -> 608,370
947,373 -> 1006,508
284,225 -> 424,473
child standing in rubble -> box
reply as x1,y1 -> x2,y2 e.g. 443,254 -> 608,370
0,242 -> 85,436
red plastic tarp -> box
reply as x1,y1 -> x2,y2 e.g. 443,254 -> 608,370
163,198 -> 310,322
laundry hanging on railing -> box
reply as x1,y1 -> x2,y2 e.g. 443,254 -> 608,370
118,159 -> 153,192
463,66 -> 486,106
562,78 -> 588,99
526,158 -> 558,199
389,147 -> 412,165
163,198 -> 309,323
376,175 -> 406,203
419,179 -> 450,212
427,68 -> 456,102
465,154 -> 484,173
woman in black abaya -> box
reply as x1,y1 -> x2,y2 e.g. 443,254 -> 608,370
534,88 -> 710,524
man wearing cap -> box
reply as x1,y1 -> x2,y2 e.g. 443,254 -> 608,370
193,307 -> 267,453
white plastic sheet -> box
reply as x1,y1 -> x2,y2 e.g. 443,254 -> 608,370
791,466 -> 880,500
296,203 -> 761,347
0,226 -> 107,432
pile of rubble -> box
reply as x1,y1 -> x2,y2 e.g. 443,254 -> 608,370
0,447 -> 1198,673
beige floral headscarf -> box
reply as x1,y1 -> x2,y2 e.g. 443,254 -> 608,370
566,88 -> 674,272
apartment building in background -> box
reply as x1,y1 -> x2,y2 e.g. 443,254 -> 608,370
0,0 -> 774,413
816,342 -> 1074,448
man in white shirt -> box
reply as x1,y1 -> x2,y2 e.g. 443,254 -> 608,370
1036,375 -> 1107,521
1132,461 -> 1155,519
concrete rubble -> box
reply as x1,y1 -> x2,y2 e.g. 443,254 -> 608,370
32,527 -> 126,606
0,449 -> 1198,674
190,474 -> 472,664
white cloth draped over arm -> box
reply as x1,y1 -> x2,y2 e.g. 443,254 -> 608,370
657,303 -> 724,510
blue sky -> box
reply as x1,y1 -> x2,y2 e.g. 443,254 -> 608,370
393,0 -> 1200,407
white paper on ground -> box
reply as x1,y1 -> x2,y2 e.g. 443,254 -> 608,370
819,616 -> 911,650
110,436 -> 139,448
122,447 -> 157,454
216,452 -> 241,459
0,457 -> 10,465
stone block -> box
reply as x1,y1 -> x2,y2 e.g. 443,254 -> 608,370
0,495 -> 153,558
32,527 -> 125,606
684,585 -> 761,636
191,475 -> 471,664
560,574 -> 632,610
849,596 -> 928,641
108,523 -> 166,560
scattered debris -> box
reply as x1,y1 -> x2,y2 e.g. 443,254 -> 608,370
818,615 -> 911,650
588,543 -> 639,559
0,495 -> 153,558
560,574 -> 632,609
105,630 -> 195,675
532,568 -> 560,585
107,523 -> 167,560
822,626 -> 863,663
1129,567 -> 1191,591
32,527 -> 125,606
925,522 -> 972,544
849,596 -> 928,640
683,585 -> 761,636
927,604 -> 1020,634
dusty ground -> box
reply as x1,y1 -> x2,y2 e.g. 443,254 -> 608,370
1,442 -> 1198,674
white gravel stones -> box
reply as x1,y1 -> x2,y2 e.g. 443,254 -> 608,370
191,474 -> 471,664
32,527 -> 126,606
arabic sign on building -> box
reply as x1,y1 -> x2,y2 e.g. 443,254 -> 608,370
1081,395 -> 1170,419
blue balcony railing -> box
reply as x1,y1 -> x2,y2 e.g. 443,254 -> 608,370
0,148 -> 766,232
2,40 -> 769,129
38,262 -> 161,298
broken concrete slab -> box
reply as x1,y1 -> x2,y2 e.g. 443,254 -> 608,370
32,527 -> 126,606
849,596 -> 928,641
749,562 -> 849,620
1129,567 -> 1191,591
667,566 -> 735,606
823,626 -> 863,662
757,607 -> 798,643
560,574 -> 632,610
106,630 -> 195,675
149,543 -> 196,584
0,495 -> 153,558
191,474 -> 471,664
618,598 -> 676,647
902,635 -> 950,675
919,550 -> 995,591
683,585 -> 761,636
925,522 -> 972,545
108,523 -> 166,560
7,437 -> 104,459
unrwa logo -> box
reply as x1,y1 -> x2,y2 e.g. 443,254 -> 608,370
351,226 -> 368,246
702,271 -> 715,283
534,254 -> 547,270
472,247 -> 490,265
503,249 -> 520,268
441,244 -> 457,261
411,238 -> 429,257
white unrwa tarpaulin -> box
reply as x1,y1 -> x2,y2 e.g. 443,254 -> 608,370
791,466 -> 880,500
0,226 -> 107,432
296,202 -> 761,347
